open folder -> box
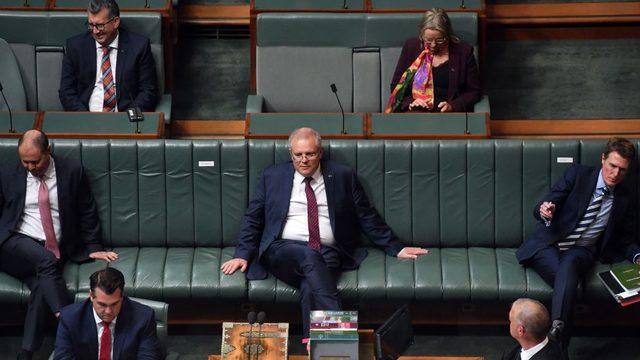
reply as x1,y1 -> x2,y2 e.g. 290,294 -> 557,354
598,263 -> 640,306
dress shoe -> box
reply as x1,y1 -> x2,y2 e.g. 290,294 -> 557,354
17,349 -> 33,360
548,319 -> 565,343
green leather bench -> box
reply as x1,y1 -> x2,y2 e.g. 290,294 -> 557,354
0,139 -> 631,310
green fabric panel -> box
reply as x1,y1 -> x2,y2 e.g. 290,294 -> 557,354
525,267 -> 552,301
248,114 -> 364,136
0,139 -> 18,163
275,279 -> 298,303
0,112 -> 36,133
109,141 -> 139,247
163,248 -> 194,300
248,140 -> 275,201
356,140 -> 385,219
384,140 -> 412,244
522,141 -> 551,240
337,269 -> 357,301
327,140 -> 357,173
467,141 -> 495,247
138,141 -> 166,246
468,247 -> 498,301
134,247 -> 167,300
43,112 -> 159,134
441,248 -> 470,301
220,247 -> 247,300
253,0 -> 364,10
248,275 -> 277,303
357,248 -> 386,301
79,141 -> 112,247
0,273 -> 25,304
550,141 -> 579,190
385,254 -> 415,301
191,247 -> 221,299
370,113 -> 468,135
495,141 -> 523,248
104,247 -> 139,295
495,248 -> 527,302
466,113 -> 487,135
193,141 -> 222,247
51,139 -> 81,162
579,140 -> 607,167
0,11 -> 48,44
257,13 -> 366,47
274,140 -> 291,164
412,141 -> 440,248
221,141 -> 248,247
583,261 -> 614,302
439,141 -> 467,247
414,248 -> 442,301
75,259 -> 109,294
165,140 -> 194,246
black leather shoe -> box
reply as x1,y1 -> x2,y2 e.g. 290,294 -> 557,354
17,349 -> 33,360
548,319 -> 565,343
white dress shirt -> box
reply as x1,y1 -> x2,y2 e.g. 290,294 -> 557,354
281,166 -> 335,247
520,337 -> 549,360
89,34 -> 119,112
16,158 -> 61,244
93,308 -> 117,360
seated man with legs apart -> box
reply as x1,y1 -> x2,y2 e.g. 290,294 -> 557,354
503,298 -> 563,360
55,267 -> 162,360
59,0 -> 157,112
517,137 -> 640,352
0,130 -> 117,360
221,127 -> 428,345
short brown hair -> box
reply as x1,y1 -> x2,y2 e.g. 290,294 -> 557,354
603,137 -> 636,163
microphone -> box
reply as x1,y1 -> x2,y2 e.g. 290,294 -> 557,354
118,83 -> 144,134
255,312 -> 266,360
464,112 -> 470,135
145,0 -> 150,8
0,81 -> 15,133
247,311 -> 257,360
342,0 -> 347,9
330,84 -> 346,134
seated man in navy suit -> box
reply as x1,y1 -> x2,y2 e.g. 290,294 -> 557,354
221,127 -> 428,344
59,0 -> 157,112
54,267 -> 162,360
503,298 -> 563,360
517,137 -> 640,350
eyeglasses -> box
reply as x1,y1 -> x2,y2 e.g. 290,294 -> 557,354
86,17 -> 116,31
423,37 -> 448,46
291,152 -> 319,161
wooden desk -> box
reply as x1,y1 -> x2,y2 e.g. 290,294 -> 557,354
0,111 -> 39,137
245,113 -> 366,139
41,111 -> 165,139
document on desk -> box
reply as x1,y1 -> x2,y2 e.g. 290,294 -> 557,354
598,263 -> 640,307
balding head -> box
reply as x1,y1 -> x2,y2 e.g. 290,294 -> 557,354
18,130 -> 51,178
509,298 -> 550,347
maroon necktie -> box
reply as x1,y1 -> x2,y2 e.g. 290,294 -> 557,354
99,321 -> 112,360
304,177 -> 321,251
38,176 -> 60,259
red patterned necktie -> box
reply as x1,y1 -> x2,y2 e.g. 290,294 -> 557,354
304,177 -> 321,251
101,46 -> 116,112
99,321 -> 112,360
38,176 -> 60,259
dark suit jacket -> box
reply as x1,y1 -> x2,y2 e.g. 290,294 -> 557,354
516,164 -> 640,264
234,159 -> 405,280
390,38 -> 481,112
0,155 -> 103,263
502,339 -> 564,360
59,28 -> 158,112
54,296 -> 162,360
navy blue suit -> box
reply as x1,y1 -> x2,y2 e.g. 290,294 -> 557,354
59,28 -> 158,112
54,296 -> 162,360
516,164 -> 639,345
234,159 -> 405,336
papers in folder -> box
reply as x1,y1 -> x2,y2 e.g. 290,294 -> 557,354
598,263 -> 640,307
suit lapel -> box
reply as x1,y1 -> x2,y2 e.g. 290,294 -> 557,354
115,30 -> 128,101
53,156 -> 66,232
15,162 -> 27,212
86,33 -> 97,85
84,301 -> 100,360
576,168 -> 599,219
112,298 -> 130,360
322,161 -> 336,233
279,164 -> 295,222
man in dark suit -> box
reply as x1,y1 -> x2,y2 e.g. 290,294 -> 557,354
55,267 -> 162,360
503,298 -> 564,360
0,130 -> 118,360
221,127 -> 428,342
59,0 -> 157,112
516,137 -> 640,350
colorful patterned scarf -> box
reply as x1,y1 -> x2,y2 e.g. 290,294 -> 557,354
385,48 -> 434,113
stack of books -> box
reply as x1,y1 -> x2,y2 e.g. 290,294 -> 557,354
598,263 -> 640,306
309,311 -> 359,360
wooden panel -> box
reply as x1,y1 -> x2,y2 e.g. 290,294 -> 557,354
171,120 -> 246,137
180,4 -> 250,25
488,25 -> 640,41
488,2 -> 640,25
491,119 -> 640,139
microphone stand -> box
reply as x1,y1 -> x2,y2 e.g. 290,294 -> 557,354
330,84 -> 346,134
256,312 -> 266,360
246,312 -> 256,360
0,82 -> 15,133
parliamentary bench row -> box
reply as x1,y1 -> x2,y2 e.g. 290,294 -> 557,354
251,0 -> 483,11
0,139 -> 634,311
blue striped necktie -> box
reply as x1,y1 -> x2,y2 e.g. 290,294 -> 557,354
563,186 -> 610,243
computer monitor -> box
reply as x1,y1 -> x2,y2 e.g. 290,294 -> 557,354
374,305 -> 414,360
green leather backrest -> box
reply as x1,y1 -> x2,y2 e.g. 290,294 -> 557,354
0,139 -> 636,250
2,0 -> 48,6
370,0 -> 483,10
0,38 -> 28,111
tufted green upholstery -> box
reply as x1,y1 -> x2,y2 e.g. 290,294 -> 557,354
0,139 -> 632,307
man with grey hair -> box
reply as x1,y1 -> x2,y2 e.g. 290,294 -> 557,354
503,298 -> 563,360
221,127 -> 427,345
59,0 -> 157,112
